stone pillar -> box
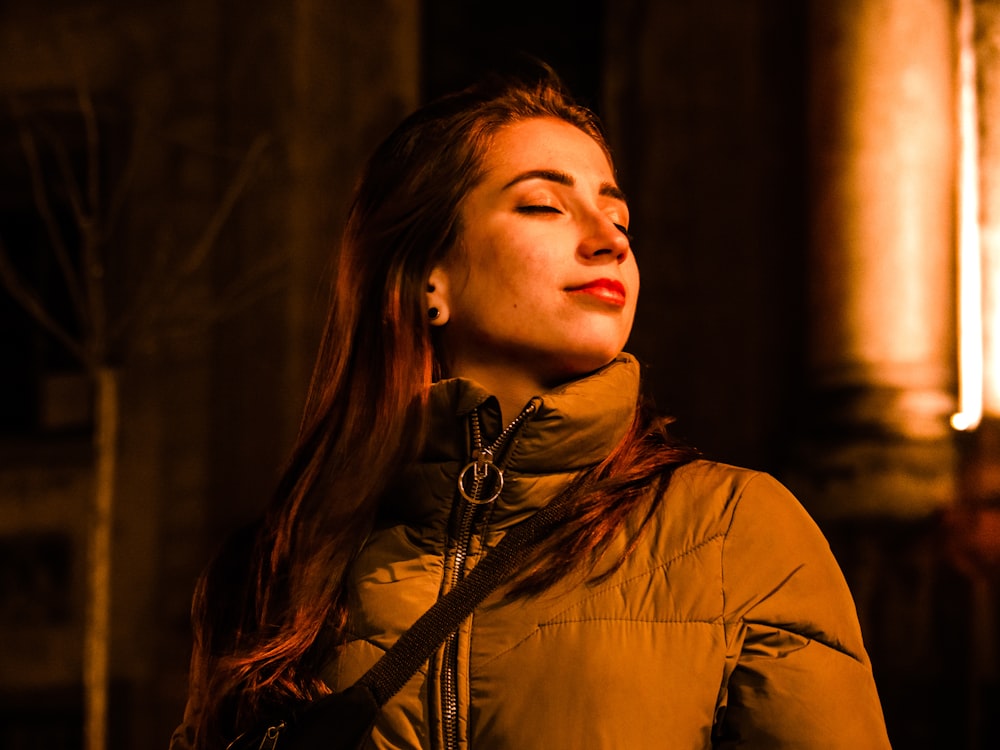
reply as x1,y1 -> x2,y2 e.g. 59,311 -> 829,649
790,0 -> 958,517
982,3 -> 1000,426
955,1 -> 1000,515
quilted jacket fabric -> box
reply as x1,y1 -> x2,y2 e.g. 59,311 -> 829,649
320,353 -> 892,749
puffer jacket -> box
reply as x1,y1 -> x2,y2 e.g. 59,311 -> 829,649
322,353 -> 891,749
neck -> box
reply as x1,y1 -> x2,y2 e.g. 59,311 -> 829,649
482,381 -> 542,427
448,363 -> 549,424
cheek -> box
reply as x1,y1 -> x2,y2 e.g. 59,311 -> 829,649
627,258 -> 641,290
457,228 -> 515,286
621,263 -> 640,308
477,246 -> 549,300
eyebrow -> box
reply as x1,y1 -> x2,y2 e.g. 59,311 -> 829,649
501,169 -> 628,203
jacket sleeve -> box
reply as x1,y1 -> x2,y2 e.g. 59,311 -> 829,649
713,472 -> 891,749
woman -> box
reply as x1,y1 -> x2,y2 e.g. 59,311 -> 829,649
172,69 -> 891,749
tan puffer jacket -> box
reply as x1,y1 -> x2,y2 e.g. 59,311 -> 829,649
322,354 -> 891,749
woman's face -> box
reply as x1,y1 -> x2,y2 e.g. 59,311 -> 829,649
431,116 -> 639,393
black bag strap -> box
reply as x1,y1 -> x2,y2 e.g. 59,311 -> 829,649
224,495 -> 578,750
355,493 -> 574,706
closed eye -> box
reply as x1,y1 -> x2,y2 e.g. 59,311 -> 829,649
614,223 -> 634,244
516,205 -> 563,215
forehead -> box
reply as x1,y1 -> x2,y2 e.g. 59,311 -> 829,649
481,117 -> 616,183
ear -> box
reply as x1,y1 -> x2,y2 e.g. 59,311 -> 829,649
426,265 -> 451,326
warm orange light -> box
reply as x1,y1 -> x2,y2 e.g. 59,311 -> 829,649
987,249 -> 1000,415
953,0 -> 985,431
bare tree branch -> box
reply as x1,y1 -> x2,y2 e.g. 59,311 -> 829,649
12,111 -> 91,331
35,118 -> 91,229
29,115 -> 105,358
76,88 -> 107,361
178,134 -> 270,276
102,115 -> 146,244
0,237 -> 91,367
158,256 -> 287,339
207,251 -> 287,319
77,80 -> 101,222
111,134 -> 271,349
106,240 -> 171,350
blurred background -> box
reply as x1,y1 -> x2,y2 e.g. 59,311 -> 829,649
1,0 -> 998,747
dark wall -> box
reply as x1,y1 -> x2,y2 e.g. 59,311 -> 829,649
607,0 -> 810,472
422,0 -> 606,109
421,0 -> 809,472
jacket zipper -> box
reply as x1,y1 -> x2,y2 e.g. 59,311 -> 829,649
225,720 -> 285,750
258,723 -> 284,750
440,401 -> 536,750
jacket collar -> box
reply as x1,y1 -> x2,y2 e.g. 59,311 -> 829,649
381,353 -> 641,527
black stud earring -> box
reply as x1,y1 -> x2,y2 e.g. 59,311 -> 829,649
428,307 -> 440,321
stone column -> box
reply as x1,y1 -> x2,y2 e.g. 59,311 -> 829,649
982,3 -> 1000,426
791,0 -> 958,517
956,1 -> 1000,514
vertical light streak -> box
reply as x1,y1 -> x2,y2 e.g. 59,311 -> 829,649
953,0 -> 985,431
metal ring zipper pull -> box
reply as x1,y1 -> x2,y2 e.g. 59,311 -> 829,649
456,401 -> 535,505
457,457 -> 504,504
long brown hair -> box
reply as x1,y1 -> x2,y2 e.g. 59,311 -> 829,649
186,67 -> 694,748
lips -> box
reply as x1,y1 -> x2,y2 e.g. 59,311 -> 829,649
566,278 -> 627,306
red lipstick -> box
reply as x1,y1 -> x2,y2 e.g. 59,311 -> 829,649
566,278 -> 627,307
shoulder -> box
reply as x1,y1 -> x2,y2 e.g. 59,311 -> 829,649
657,460 -> 854,616
667,458 -> 773,504
625,459 -> 819,588
662,458 -> 834,572
668,461 -> 868,656
656,459 -> 812,541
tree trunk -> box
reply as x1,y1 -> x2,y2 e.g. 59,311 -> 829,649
84,366 -> 119,750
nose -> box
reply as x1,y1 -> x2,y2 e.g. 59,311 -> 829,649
578,212 -> 630,263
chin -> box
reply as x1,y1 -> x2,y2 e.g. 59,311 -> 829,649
545,348 -> 624,386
